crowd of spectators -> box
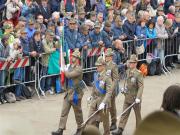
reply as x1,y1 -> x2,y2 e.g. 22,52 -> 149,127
0,0 -> 180,104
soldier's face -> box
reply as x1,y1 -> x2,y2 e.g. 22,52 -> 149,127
105,56 -> 112,62
96,65 -> 104,72
129,62 -> 137,69
72,56 -> 77,63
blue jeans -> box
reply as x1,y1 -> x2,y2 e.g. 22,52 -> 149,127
13,68 -> 24,97
154,48 -> 164,63
40,66 -> 51,91
0,70 -> 7,93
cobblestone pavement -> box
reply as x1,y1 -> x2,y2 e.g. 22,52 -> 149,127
0,68 -> 180,135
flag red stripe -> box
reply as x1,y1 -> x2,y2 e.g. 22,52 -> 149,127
21,57 -> 29,67
13,58 -> 21,68
0,61 -> 5,70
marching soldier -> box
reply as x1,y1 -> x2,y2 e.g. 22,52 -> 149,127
52,50 -> 84,135
87,56 -> 114,135
112,54 -> 144,135
105,48 -> 119,131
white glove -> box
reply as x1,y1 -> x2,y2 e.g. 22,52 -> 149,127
135,98 -> 141,104
98,102 -> 106,110
120,87 -> 128,93
64,64 -> 70,71
99,80 -> 105,87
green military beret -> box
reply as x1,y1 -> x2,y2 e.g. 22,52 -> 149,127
164,19 -> 172,26
45,30 -> 54,37
104,20 -> 111,27
79,10 -> 86,15
157,6 -> 164,11
72,50 -> 81,59
128,54 -> 138,63
28,19 -> 34,24
95,56 -> 105,66
3,24 -> 12,29
134,111 -> 180,135
94,22 -> 101,28
90,11 -> 96,16
69,18 -> 77,24
105,48 -> 114,57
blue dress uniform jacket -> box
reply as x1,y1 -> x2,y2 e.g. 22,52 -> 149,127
64,28 -> 78,49
76,32 -> 91,49
112,25 -> 125,40
89,30 -> 111,48
123,20 -> 137,40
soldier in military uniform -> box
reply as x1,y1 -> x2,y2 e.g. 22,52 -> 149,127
87,56 -> 113,135
112,55 -> 144,135
105,48 -> 119,131
52,50 -> 84,135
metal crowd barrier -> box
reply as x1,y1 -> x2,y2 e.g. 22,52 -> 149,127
0,56 -> 41,99
81,37 -> 180,75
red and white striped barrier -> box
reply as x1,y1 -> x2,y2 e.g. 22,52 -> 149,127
0,57 -> 30,71
87,47 -> 107,57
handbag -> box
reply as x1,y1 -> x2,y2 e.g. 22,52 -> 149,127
146,53 -> 154,64
136,44 -> 145,55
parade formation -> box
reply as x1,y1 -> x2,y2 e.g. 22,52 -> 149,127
52,52 -> 144,135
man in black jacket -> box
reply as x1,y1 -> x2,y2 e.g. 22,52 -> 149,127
164,0 -> 174,14
122,11 -> 137,54
39,0 -> 52,23
123,11 -> 137,41
0,0 -> 7,22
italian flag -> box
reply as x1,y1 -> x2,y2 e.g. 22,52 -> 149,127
60,24 -> 73,86
60,25 -> 65,86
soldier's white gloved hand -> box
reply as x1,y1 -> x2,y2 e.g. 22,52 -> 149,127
135,98 -> 141,104
120,87 -> 127,93
98,102 -> 106,110
99,80 -> 105,87
64,64 -> 70,71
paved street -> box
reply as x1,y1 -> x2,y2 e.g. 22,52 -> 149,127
0,67 -> 180,135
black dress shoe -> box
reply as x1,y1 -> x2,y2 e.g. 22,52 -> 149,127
110,123 -> 117,131
111,127 -> 123,135
52,128 -> 63,135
